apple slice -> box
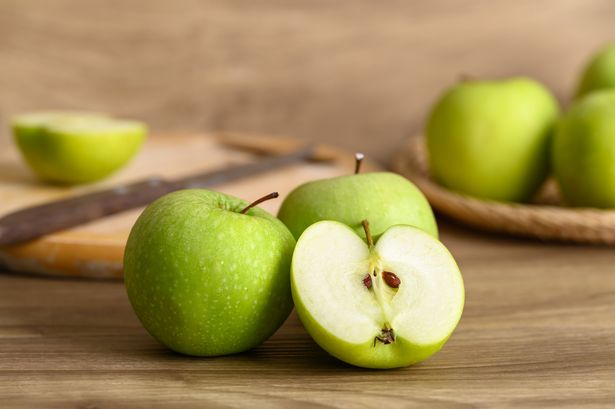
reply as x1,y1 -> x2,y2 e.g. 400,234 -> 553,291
12,111 -> 146,184
291,220 -> 464,369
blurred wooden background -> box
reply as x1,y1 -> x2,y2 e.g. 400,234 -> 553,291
0,0 -> 614,162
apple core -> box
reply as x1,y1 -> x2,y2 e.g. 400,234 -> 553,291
360,219 -> 404,347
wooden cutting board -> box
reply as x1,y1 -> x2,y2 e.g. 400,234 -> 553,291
0,133 -> 380,279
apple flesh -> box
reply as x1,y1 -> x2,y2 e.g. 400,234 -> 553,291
291,220 -> 464,369
11,111 -> 110,139
426,77 -> 559,202
124,189 -> 296,356
575,43 -> 615,98
278,172 -> 438,241
12,111 -> 146,184
553,89 -> 615,208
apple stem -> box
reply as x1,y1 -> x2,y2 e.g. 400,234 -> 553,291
354,152 -> 365,174
361,219 -> 374,248
240,192 -> 279,214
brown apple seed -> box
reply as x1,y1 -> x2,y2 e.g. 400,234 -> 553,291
382,271 -> 400,288
362,274 -> 372,289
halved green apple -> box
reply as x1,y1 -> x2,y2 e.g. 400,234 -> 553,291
291,220 -> 464,369
12,111 -> 147,184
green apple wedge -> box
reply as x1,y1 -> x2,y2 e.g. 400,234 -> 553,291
575,43 -> 615,98
426,77 -> 559,202
12,111 -> 146,184
291,220 -> 464,369
124,189 -> 296,356
278,156 -> 438,241
553,89 -> 615,208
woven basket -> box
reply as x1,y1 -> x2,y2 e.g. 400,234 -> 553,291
392,136 -> 615,245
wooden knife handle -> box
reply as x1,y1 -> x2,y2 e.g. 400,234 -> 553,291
0,178 -> 176,246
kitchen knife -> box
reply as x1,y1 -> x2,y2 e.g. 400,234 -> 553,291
0,144 -> 314,246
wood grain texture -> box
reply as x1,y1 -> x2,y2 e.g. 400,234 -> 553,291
0,0 -> 614,161
1,222 -> 614,408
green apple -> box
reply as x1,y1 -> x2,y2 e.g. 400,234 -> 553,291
575,43 -> 615,98
426,77 -> 559,202
124,189 -> 296,356
12,111 -> 146,184
291,220 -> 464,369
553,90 -> 615,208
278,159 -> 437,241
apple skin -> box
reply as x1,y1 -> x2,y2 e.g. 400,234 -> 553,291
13,113 -> 146,184
292,295 -> 445,369
575,43 -> 615,98
291,221 -> 463,369
278,172 -> 438,241
426,77 -> 559,202
553,90 -> 615,208
124,189 -> 296,356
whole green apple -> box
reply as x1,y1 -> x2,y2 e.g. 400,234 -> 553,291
553,89 -> 615,208
426,77 -> 559,202
278,164 -> 437,241
291,220 -> 464,369
12,111 -> 146,184
575,43 -> 615,98
124,189 -> 296,356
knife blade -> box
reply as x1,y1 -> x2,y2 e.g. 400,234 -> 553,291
0,144 -> 315,246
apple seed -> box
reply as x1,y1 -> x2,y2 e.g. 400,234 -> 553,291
382,271 -> 401,288
362,274 -> 372,289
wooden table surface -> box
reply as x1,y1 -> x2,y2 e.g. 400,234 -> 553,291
1,220 -> 613,408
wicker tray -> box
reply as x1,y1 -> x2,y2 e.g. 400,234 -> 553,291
392,137 -> 615,245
